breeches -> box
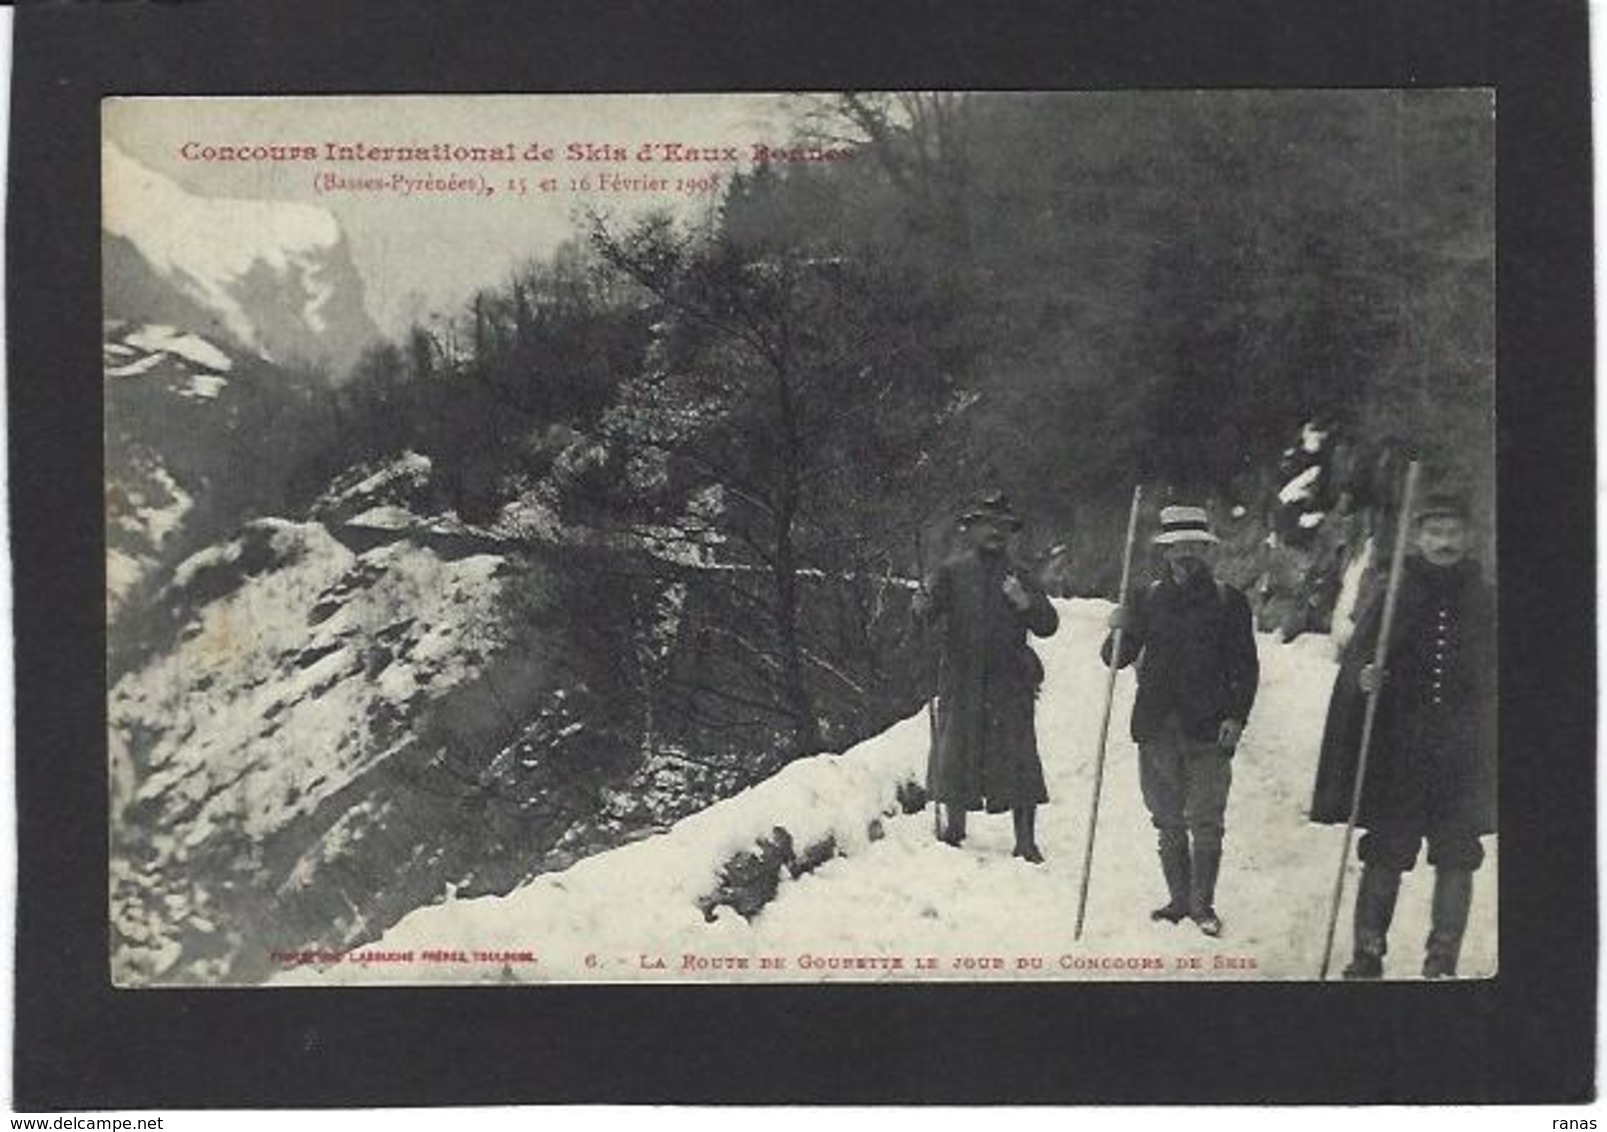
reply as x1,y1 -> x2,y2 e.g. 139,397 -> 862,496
1139,725 -> 1233,846
1359,823 -> 1485,873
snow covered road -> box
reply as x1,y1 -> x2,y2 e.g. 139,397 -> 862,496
275,599 -> 1497,984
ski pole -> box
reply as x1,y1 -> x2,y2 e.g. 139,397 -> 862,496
1075,484 -> 1144,941
1318,460 -> 1421,979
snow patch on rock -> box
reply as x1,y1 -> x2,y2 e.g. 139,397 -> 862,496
111,519 -> 515,983
122,322 -> 234,373
117,527 -> 508,839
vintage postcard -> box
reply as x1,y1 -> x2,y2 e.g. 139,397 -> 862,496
103,92 -> 1495,987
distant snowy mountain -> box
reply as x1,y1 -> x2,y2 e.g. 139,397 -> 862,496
103,140 -> 380,378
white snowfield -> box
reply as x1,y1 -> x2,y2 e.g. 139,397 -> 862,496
275,598 -> 1496,985
103,140 -> 344,353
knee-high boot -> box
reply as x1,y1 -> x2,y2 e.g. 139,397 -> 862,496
1012,806 -> 1043,863
1189,834 -> 1224,937
1343,865 -> 1402,980
1423,868 -> 1473,979
1151,829 -> 1191,923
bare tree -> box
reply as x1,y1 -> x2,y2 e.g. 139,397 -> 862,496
582,213 -> 949,756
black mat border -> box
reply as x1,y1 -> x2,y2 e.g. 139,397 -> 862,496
9,0 -> 1594,1109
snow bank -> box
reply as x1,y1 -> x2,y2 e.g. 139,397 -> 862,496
275,710 -> 931,985
273,598 -> 1497,986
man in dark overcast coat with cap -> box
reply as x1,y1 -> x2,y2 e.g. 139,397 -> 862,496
1312,488 -> 1496,979
1103,504 -> 1260,937
913,490 -> 1059,861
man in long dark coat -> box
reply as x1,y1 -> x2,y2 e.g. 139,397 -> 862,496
1102,504 -> 1260,937
913,491 -> 1058,861
1311,489 -> 1496,979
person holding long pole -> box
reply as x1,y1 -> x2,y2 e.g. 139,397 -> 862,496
1311,480 -> 1496,979
1099,504 -> 1260,937
912,490 -> 1059,860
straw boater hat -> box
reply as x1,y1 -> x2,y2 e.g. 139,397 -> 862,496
1153,504 -> 1219,545
957,489 -> 1024,531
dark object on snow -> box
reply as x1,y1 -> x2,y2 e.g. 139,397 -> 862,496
895,778 -> 929,814
916,546 -> 1057,814
697,825 -> 843,922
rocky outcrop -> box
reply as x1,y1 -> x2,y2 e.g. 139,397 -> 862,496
104,319 -> 342,651
109,516 -> 517,984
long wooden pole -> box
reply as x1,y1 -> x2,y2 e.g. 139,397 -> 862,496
1074,484 -> 1144,941
1318,460 -> 1422,979
915,528 -> 942,840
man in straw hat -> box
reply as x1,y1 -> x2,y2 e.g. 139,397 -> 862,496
1102,504 -> 1260,936
913,490 -> 1059,861
1311,488 -> 1495,978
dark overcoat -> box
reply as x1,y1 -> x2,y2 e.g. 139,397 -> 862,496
1310,557 -> 1496,834
919,548 -> 1058,812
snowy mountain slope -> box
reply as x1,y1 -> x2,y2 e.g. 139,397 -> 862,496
110,516 -> 519,984
106,320 -> 235,622
104,319 -> 342,635
108,448 -> 762,985
103,140 -> 379,377
113,522 -> 507,840
275,599 -> 1496,984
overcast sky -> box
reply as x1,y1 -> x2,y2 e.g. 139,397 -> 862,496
105,95 -> 800,334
